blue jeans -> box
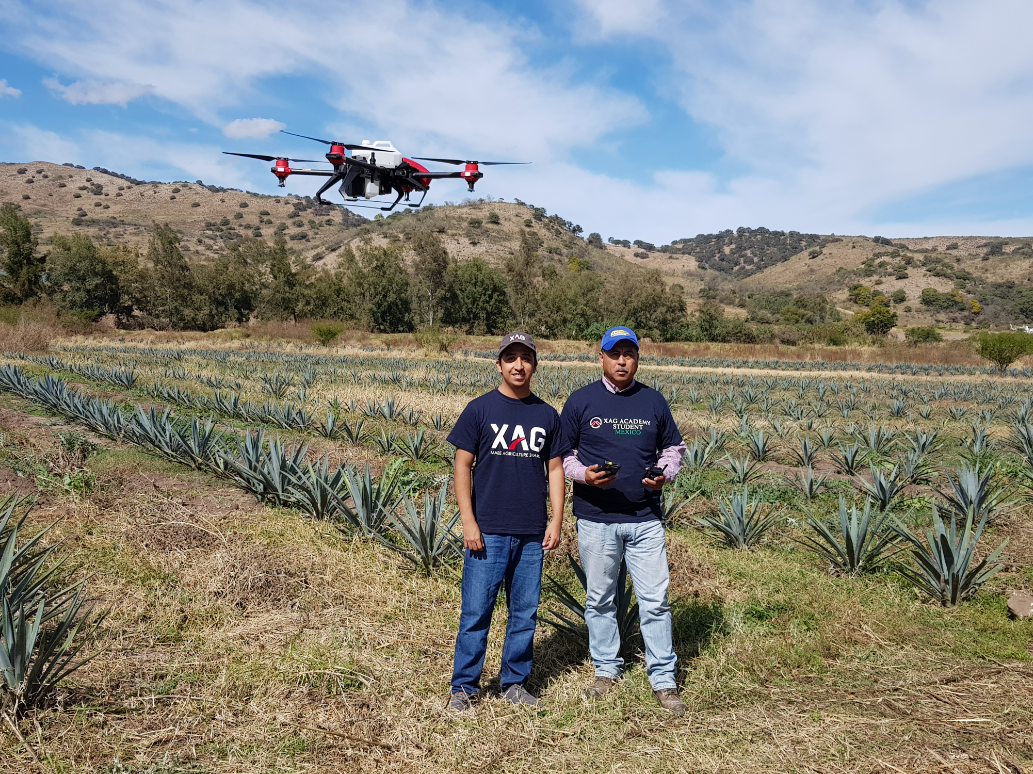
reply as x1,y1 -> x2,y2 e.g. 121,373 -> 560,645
451,533 -> 544,695
576,518 -> 677,690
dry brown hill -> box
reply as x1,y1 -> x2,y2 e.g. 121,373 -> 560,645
4,161 -> 1033,328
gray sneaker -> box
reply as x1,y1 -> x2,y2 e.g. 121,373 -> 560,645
449,691 -> 478,711
502,684 -> 540,707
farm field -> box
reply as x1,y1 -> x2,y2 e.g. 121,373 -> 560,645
0,334 -> 1031,774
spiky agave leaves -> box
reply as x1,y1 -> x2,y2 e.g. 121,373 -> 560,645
787,466 -> 827,501
0,497 -> 106,716
935,462 -> 1014,524
697,486 -> 779,548
790,437 -> 819,467
722,454 -> 763,485
542,555 -> 640,647
338,463 -> 404,537
286,456 -> 356,525
377,483 -> 461,575
892,506 -> 1007,606
854,463 -> 907,512
746,428 -> 775,462
1006,418 -> 1033,466
834,441 -> 866,476
796,496 -> 897,575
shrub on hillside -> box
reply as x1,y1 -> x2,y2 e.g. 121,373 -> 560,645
905,326 -> 942,345
974,331 -> 1033,373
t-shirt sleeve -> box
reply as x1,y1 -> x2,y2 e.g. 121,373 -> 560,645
546,408 -> 572,460
656,395 -> 683,451
559,396 -> 582,452
446,402 -> 481,455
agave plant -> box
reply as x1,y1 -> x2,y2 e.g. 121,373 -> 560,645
315,412 -> 340,440
1005,419 -> 1033,465
897,448 -> 933,486
373,429 -> 400,455
1,496 -> 106,716
834,441 -> 866,476
892,507 -> 1007,606
787,466 -> 827,501
746,428 -> 775,462
790,437 -> 819,468
660,487 -> 697,526
904,428 -> 941,456
542,555 -> 639,646
340,419 -> 366,445
855,463 -> 906,512
261,373 -> 294,400
338,463 -> 404,537
398,429 -> 436,461
697,486 -> 779,548
287,456 -> 351,522
431,413 -> 449,431
683,437 -> 715,472
796,496 -> 897,575
722,454 -> 763,485
858,424 -> 895,456
935,463 -> 1013,524
378,483 -> 461,575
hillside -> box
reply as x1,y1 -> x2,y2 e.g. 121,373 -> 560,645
3,161 -> 1033,328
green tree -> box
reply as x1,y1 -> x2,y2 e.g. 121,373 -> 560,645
537,270 -> 605,339
45,233 -> 121,320
354,244 -> 413,332
441,258 -> 511,334
891,289 -> 907,304
0,203 -> 44,304
257,235 -> 299,321
409,231 -> 450,326
853,302 -> 898,336
504,231 -> 543,327
696,300 -> 725,341
191,239 -> 262,330
146,222 -> 193,329
974,331 -> 1033,373
605,270 -> 687,340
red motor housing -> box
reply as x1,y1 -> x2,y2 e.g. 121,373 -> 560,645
461,162 -> 483,192
273,158 -> 292,187
327,144 -> 346,164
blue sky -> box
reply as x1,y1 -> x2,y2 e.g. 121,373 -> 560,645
1,0 -> 1032,243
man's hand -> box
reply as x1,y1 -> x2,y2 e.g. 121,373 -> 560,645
642,473 -> 667,491
542,520 -> 562,551
585,464 -> 617,488
463,523 -> 485,551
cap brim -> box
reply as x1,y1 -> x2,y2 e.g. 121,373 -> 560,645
601,336 -> 638,350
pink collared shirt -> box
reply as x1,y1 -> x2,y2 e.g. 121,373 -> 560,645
561,376 -> 686,484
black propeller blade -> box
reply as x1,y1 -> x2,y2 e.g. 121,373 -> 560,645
280,130 -> 370,151
412,157 -> 530,166
223,152 -> 327,163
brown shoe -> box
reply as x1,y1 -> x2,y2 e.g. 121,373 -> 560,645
583,676 -> 616,698
654,688 -> 686,714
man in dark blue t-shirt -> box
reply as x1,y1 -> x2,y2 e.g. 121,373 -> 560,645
446,332 -> 570,710
560,326 -> 688,713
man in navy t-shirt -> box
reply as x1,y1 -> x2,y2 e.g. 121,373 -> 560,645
560,326 -> 688,713
446,332 -> 570,710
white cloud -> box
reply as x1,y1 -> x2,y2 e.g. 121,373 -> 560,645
222,118 -> 287,139
5,0 -> 641,160
566,0 -> 1033,236
43,77 -> 154,105
0,124 -> 80,164
0,79 -> 21,98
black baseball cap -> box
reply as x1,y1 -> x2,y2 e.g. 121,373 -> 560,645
498,331 -> 537,358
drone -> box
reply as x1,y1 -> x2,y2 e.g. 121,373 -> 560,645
223,130 -> 528,211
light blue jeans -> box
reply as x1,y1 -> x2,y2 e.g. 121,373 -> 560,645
576,518 -> 677,690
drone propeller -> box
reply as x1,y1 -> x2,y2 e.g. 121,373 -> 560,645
223,152 -> 327,163
279,130 -> 369,151
412,157 -> 530,166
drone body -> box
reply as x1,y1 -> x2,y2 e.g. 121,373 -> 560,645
224,131 -> 526,211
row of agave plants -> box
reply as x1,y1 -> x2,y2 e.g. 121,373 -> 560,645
0,365 -> 462,575
39,345 -> 1033,419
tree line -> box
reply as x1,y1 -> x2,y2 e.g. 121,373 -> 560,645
0,203 -> 690,340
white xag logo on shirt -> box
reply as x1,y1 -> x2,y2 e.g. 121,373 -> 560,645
491,423 -> 546,452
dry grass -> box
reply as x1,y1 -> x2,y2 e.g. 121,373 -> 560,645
1,337 -> 1032,772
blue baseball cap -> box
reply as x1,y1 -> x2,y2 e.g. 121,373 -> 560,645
600,326 -> 639,351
